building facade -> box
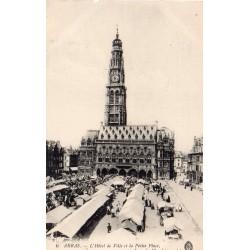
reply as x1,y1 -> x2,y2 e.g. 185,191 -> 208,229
46,140 -> 64,177
78,130 -> 98,176
174,151 -> 183,173
64,147 -> 79,173
187,136 -> 203,184
79,31 -> 175,179
182,156 -> 188,173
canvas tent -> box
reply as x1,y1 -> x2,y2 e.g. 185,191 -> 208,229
46,195 -> 109,238
113,179 -> 125,186
163,218 -> 183,232
118,197 -> 145,226
74,194 -> 91,206
109,227 -> 136,241
46,184 -> 69,194
92,186 -> 110,197
46,205 -> 72,224
128,184 -> 144,200
47,179 -> 65,187
157,201 -> 169,209
137,179 -> 146,184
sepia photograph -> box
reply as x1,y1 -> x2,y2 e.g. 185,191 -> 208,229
46,1 -> 202,249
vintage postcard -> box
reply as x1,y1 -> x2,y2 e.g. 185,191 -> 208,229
46,0 -> 203,250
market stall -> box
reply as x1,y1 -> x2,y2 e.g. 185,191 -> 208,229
46,194 -> 110,238
46,184 -> 69,194
74,194 -> 91,206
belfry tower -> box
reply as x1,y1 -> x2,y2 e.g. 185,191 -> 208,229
104,29 -> 127,126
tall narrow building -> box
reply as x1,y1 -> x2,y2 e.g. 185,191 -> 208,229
104,30 -> 127,126
79,30 -> 175,180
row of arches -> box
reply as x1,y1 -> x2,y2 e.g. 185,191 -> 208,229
97,145 -> 153,154
96,168 -> 153,178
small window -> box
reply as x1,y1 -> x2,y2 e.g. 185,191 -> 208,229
133,159 -> 137,164
140,159 -> 144,164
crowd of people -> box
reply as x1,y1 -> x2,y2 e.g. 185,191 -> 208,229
46,173 -> 115,213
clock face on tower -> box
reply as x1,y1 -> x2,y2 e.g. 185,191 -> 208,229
111,75 -> 120,83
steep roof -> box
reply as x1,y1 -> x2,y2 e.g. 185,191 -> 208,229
98,125 -> 157,141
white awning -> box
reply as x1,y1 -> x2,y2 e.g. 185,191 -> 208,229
46,184 -> 69,194
70,167 -> 78,171
46,205 -> 72,224
46,195 -> 109,238
76,194 -> 91,201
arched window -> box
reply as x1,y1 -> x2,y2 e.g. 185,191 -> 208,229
110,91 -> 114,104
115,90 -> 119,104
87,139 -> 91,146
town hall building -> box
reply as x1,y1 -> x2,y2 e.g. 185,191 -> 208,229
79,31 -> 175,180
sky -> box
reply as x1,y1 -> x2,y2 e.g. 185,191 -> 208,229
46,0 -> 203,154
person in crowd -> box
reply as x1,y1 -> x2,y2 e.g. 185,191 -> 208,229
111,207 -> 115,218
107,205 -> 111,215
157,188 -> 160,196
107,223 -> 112,233
116,205 -> 120,214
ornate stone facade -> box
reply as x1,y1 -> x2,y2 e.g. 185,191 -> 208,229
79,31 -> 175,179
187,136 -> 203,184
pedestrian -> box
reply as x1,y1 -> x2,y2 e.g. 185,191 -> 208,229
107,223 -> 112,233
107,205 -> 111,215
116,205 -> 120,214
178,204 -> 182,212
111,207 -> 115,217
157,189 -> 160,196
148,199 -> 151,207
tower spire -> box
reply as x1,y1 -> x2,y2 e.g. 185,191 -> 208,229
116,25 -> 119,39
104,29 -> 127,126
